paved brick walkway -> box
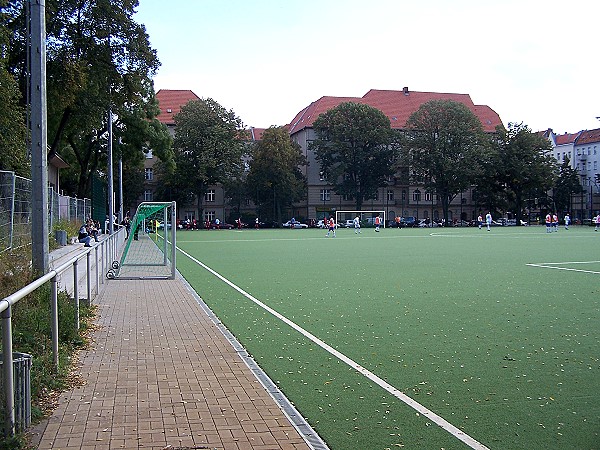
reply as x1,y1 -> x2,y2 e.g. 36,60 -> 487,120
32,272 -> 324,449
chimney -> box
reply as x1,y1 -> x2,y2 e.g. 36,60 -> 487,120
403,86 -> 409,95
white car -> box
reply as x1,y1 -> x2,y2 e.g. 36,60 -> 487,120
343,219 -> 355,228
283,220 -> 308,229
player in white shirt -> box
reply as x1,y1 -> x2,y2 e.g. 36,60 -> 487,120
353,216 -> 361,234
485,212 -> 492,231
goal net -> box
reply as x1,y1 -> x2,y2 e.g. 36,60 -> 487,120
335,210 -> 386,228
107,201 -> 177,280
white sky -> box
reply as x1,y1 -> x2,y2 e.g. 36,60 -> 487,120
134,0 -> 600,134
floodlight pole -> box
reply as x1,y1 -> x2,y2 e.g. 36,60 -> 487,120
108,109 -> 114,234
30,0 -> 49,274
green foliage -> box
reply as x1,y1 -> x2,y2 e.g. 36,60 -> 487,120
51,218 -> 80,237
4,0 -> 172,199
246,127 -> 307,222
0,3 -> 28,177
403,100 -> 489,223
489,122 -> 557,220
554,156 -> 582,213
311,102 -> 396,210
170,98 -> 246,218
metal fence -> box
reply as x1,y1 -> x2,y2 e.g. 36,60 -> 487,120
0,170 -> 91,252
1,228 -> 125,437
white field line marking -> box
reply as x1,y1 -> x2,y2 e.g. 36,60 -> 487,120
526,262 -> 600,275
177,246 -> 490,450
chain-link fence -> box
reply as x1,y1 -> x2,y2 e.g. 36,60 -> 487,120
0,170 -> 92,252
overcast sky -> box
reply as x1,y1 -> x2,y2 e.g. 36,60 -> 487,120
135,0 -> 600,134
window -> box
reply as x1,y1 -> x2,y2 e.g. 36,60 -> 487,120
425,192 -> 432,202
588,161 -> 592,171
144,168 -> 153,181
402,190 -> 406,201
595,161 -> 598,171
387,190 -> 394,201
144,190 -> 153,202
319,171 -> 324,181
204,211 -> 215,222
205,189 -> 215,202
320,189 -> 330,201
413,190 -> 421,202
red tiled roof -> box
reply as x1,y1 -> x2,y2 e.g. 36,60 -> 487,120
287,88 -> 503,134
155,89 -> 200,125
555,132 -> 581,146
248,127 -> 267,141
576,128 -> 600,145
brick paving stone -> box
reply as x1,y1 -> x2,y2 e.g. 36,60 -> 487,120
31,275 -> 318,449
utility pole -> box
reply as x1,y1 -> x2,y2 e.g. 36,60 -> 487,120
30,0 -> 49,274
108,109 -> 114,234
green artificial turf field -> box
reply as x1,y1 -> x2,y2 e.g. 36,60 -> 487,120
174,225 -> 599,450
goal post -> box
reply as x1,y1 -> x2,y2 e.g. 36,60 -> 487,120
335,210 -> 386,228
107,201 -> 177,280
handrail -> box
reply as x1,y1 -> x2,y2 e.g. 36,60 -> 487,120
1,227 -> 125,437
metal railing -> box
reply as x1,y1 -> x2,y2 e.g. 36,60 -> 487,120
0,227 -> 125,437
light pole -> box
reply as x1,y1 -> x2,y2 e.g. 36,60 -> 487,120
414,188 -> 420,219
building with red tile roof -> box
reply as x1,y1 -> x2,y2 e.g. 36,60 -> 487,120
288,88 -> 502,135
155,89 -> 200,126
288,87 -> 503,223
146,86 -> 511,225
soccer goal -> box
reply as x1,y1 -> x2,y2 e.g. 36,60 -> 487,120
107,201 -> 177,280
335,210 -> 386,228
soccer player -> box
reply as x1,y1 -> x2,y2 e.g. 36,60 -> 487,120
326,216 -> 336,237
545,212 -> 552,233
375,214 -> 381,232
564,213 -> 570,230
595,213 -> 600,232
552,213 -> 559,232
485,212 -> 492,231
477,214 -> 483,229
353,216 -> 361,234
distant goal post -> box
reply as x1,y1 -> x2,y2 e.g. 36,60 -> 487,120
335,210 -> 386,228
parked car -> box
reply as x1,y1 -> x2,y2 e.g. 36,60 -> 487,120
400,216 -> 417,228
283,220 -> 308,229
343,219 -> 355,228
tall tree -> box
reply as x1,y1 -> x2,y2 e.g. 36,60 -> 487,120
553,156 -> 582,214
0,1 -> 27,176
310,102 -> 396,210
494,122 -> 557,222
403,100 -> 490,224
4,0 -> 172,198
246,127 -> 307,223
171,98 -> 245,221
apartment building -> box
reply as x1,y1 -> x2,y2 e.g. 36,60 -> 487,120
148,87 -> 503,224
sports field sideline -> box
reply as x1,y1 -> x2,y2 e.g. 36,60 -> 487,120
172,225 -> 599,449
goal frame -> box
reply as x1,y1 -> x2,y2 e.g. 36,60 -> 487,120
335,210 -> 386,228
108,201 -> 177,280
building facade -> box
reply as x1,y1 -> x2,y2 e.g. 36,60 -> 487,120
545,128 -> 600,221
147,87 -> 504,225
288,88 -> 502,223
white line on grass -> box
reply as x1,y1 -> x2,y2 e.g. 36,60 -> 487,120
526,262 -> 600,275
177,245 -> 490,450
